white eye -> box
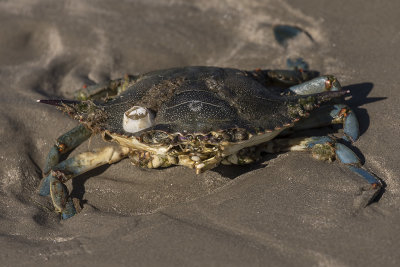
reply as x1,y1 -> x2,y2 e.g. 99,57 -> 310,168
123,106 -> 154,133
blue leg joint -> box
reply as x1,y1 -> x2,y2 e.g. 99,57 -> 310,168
335,143 -> 381,187
330,104 -> 359,142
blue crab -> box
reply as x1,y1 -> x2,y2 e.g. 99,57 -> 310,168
38,66 -> 382,219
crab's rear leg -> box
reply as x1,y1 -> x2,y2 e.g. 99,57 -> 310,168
39,124 -> 92,196
45,146 -> 130,219
267,136 -> 382,207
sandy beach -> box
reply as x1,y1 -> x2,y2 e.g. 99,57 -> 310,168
1,0 -> 399,266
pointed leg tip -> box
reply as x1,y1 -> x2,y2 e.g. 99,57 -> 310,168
371,182 -> 380,189
61,200 -> 77,220
38,189 -> 50,196
61,212 -> 76,220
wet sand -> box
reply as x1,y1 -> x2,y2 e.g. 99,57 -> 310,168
0,0 -> 399,266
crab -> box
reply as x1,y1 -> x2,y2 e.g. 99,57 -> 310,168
38,66 -> 382,219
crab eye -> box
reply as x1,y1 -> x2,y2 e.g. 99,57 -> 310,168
123,106 -> 154,133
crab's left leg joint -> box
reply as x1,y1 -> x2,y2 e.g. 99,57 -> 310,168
40,125 -> 92,196
330,104 -> 359,142
289,75 -> 342,95
43,124 -> 92,174
44,145 -> 130,219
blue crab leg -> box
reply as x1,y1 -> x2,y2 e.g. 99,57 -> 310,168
283,75 -> 358,141
43,124 -> 92,174
288,75 -> 342,95
330,104 -> 359,142
266,136 -> 382,206
290,104 -> 360,142
45,146 -> 130,219
39,125 -> 92,196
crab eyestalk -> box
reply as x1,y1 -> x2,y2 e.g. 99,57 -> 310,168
123,106 -> 154,133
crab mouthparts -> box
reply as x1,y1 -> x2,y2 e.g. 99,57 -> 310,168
123,106 -> 154,133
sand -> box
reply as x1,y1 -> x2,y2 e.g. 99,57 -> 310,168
0,0 -> 399,266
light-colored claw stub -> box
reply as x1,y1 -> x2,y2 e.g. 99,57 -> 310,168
123,106 -> 154,133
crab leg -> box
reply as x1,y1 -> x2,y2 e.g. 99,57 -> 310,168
194,156 -> 223,174
288,75 -> 342,95
42,124 -> 92,174
290,104 -> 360,142
284,75 -> 359,141
266,136 -> 382,207
331,104 -> 359,142
44,146 -> 130,219
39,125 -> 92,196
